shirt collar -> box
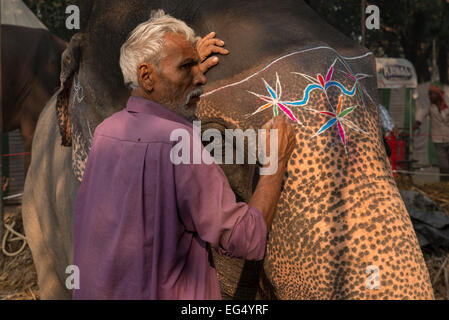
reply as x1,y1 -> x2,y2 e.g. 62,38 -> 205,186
126,96 -> 192,126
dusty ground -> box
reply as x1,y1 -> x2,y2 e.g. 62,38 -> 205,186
395,175 -> 449,300
0,205 -> 39,300
0,177 -> 448,300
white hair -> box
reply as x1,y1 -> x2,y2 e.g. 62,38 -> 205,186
119,9 -> 198,89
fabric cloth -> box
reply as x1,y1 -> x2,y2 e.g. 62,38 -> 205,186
415,103 -> 449,143
73,96 -> 267,300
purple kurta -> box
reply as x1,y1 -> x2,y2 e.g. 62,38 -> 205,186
73,96 -> 267,300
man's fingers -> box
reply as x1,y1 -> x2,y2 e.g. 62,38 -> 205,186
197,34 -> 228,59
262,118 -> 275,131
196,32 -> 228,73
201,32 -> 216,41
210,46 -> 229,55
269,117 -> 286,134
199,46 -> 229,61
198,38 -> 225,49
196,33 -> 216,48
200,56 -> 219,73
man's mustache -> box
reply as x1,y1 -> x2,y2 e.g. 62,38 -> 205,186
185,88 -> 204,105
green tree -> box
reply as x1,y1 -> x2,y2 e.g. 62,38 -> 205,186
305,0 -> 449,84
23,0 -> 81,41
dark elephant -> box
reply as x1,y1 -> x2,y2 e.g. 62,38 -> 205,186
23,0 -> 433,299
2,25 -> 66,172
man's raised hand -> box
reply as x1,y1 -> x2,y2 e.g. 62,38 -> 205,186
196,32 -> 229,73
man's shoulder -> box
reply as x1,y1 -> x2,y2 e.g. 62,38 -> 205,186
94,109 -> 192,145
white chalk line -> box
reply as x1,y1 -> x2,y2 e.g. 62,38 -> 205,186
202,46 -> 373,97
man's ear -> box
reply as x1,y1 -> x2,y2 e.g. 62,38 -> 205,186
137,62 -> 156,93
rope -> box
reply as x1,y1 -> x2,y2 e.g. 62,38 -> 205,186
3,193 -> 23,200
1,221 -> 27,257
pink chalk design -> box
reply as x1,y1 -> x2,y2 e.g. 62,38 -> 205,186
248,73 -> 299,123
248,57 -> 370,154
311,96 -> 366,155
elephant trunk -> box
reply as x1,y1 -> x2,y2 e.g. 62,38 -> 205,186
264,129 -> 434,299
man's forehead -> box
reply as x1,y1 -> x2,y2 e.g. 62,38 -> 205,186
163,32 -> 197,61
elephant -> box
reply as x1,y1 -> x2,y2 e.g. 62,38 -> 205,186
2,25 -> 66,173
22,0 -> 434,300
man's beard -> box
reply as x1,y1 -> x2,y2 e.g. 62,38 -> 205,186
158,80 -> 203,122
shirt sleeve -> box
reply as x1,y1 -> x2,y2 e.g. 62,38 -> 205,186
173,148 -> 267,261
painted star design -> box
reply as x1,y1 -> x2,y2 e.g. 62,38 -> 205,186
309,62 -> 335,90
311,95 -> 367,153
247,73 -> 300,123
246,58 -> 373,156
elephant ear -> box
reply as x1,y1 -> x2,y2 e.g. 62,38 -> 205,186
200,122 -> 258,203
56,33 -> 86,147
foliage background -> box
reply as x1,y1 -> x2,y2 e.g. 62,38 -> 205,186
22,0 -> 81,41
22,0 -> 449,84
304,0 -> 449,84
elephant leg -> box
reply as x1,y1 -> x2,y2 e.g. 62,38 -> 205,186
22,94 -> 80,300
21,190 -> 70,299
212,249 -> 266,300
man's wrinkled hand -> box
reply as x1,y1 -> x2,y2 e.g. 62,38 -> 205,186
196,32 -> 229,73
261,116 -> 297,170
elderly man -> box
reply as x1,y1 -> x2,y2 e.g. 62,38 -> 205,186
73,10 -> 296,300
415,84 -> 449,182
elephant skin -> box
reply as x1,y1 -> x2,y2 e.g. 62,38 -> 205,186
22,94 -> 79,300
23,0 -> 434,299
